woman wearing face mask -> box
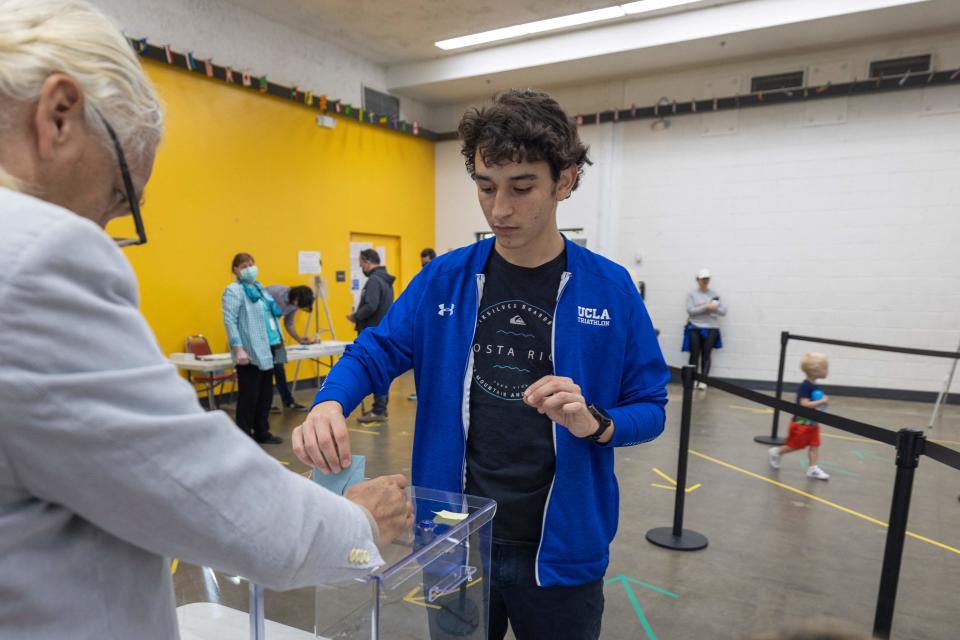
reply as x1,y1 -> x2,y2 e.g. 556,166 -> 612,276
222,252 -> 285,444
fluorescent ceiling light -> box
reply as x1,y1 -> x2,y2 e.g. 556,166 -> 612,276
621,0 -> 704,14
435,6 -> 626,50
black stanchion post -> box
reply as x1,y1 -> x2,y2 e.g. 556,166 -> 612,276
755,331 -> 789,445
873,428 -> 925,639
646,365 -> 708,551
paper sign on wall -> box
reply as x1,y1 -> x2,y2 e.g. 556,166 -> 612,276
298,251 -> 321,274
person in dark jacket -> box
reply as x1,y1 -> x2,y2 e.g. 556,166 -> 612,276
348,248 -> 395,422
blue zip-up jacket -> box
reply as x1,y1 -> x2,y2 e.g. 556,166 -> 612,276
314,237 -> 669,587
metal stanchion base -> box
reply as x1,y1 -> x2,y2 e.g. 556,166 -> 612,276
754,435 -> 785,445
646,527 -> 708,551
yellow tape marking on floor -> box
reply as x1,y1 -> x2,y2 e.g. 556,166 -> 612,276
728,404 -> 774,415
170,559 -> 179,575
402,578 -> 484,610
651,482 -> 701,493
651,468 -> 677,485
689,449 -> 960,556
819,432 -> 876,444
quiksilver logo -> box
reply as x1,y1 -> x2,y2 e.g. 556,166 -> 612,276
438,303 -> 455,317
509,315 -> 526,326
578,306 -> 611,327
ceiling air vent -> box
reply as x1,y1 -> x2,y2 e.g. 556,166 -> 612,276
750,71 -> 804,93
869,54 -> 931,78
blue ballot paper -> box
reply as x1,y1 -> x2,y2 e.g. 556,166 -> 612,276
311,455 -> 365,495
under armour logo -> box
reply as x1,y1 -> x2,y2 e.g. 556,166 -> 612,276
438,304 -> 455,317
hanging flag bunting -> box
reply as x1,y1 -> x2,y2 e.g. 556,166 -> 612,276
291,86 -> 299,100
412,121 -> 420,135
927,70 -> 936,83
225,67 -> 234,83
951,69 -> 960,81
135,38 -> 148,55
803,86 -> 809,98
241,72 -> 251,87
816,81 -> 831,94
185,52 -> 196,71
204,59 -> 214,77
594,112 -> 600,125
345,104 -> 352,116
630,104 -> 636,118
613,109 -> 619,121
756,91 -> 764,102
258,76 -> 268,93
712,97 -> 718,110
671,100 -> 677,113
164,44 -> 173,65
319,96 -> 328,113
368,111 -> 376,123
304,91 -> 313,106
653,103 -> 659,117
691,99 -> 697,112
379,115 -> 388,125
401,121 -> 407,132
576,115 -> 584,126
358,108 -> 364,121
335,101 -> 343,114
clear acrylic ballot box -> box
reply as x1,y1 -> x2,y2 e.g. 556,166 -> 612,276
175,486 -> 496,640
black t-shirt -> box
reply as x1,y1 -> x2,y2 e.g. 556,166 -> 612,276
466,247 -> 566,545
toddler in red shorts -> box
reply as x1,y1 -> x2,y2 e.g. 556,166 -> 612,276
768,352 -> 830,480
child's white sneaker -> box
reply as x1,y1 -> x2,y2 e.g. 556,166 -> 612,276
697,382 -> 708,390
768,447 -> 781,469
807,465 -> 830,480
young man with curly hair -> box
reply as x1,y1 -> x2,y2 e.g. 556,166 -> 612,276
294,90 -> 669,640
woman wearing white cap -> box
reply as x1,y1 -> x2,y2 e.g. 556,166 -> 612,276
683,268 -> 727,389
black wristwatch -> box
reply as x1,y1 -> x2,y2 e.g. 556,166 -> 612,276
582,404 -> 613,442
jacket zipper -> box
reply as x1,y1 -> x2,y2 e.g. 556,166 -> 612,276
460,273 -> 485,491
534,270 -> 572,587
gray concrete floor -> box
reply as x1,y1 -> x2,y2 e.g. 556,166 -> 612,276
176,373 -> 960,639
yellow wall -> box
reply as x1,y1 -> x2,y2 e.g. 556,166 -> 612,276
110,60 -> 435,383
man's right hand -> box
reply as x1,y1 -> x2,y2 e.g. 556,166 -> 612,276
706,302 -> 719,312
292,401 -> 352,473
234,347 -> 251,365
345,474 -> 413,547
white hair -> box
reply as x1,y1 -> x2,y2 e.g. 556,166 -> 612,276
0,0 -> 163,190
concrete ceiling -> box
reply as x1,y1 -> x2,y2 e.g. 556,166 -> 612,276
225,0 -> 960,106
223,0 -> 620,65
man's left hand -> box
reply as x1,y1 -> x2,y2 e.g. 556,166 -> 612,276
523,375 -> 597,438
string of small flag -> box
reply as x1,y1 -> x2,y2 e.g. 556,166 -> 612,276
131,37 -> 430,140
571,67 -> 960,129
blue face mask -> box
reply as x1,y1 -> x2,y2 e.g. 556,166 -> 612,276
239,265 -> 258,283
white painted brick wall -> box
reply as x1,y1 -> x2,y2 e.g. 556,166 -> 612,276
89,0 -> 435,126
436,33 -> 960,394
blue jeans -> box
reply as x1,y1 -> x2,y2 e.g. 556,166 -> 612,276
487,543 -> 603,640
372,391 -> 389,415
273,363 -> 294,406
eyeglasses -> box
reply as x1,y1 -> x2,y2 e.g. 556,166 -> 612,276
94,110 -> 147,247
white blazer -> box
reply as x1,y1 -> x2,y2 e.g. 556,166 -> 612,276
0,188 -> 382,639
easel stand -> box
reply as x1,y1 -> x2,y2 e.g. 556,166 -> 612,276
291,276 -> 336,395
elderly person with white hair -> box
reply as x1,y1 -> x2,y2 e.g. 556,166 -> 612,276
0,2 -> 411,638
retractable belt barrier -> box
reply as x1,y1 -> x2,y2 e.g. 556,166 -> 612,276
649,364 -> 959,639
